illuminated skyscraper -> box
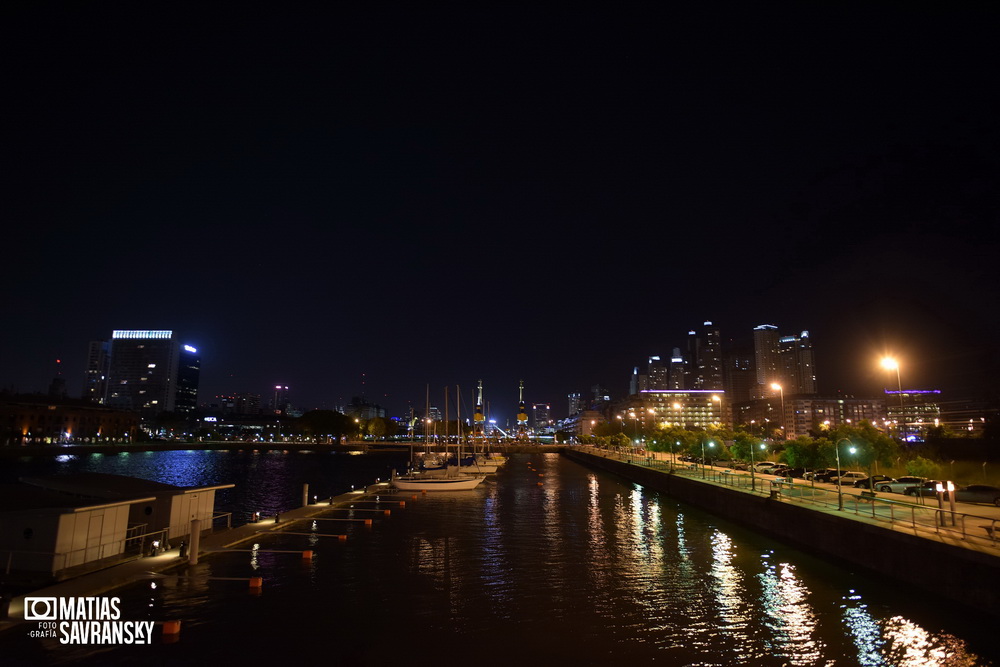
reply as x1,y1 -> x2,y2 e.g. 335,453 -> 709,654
272,385 -> 290,415
105,330 -> 201,419
568,392 -> 582,416
753,324 -> 780,388
532,403 -> 551,430
83,340 -> 111,403
686,321 -> 723,390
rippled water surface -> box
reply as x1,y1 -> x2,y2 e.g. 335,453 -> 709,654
2,450 -> 995,666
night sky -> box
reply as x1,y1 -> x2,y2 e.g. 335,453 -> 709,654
3,3 -> 998,422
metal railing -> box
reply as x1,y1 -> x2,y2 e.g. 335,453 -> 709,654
582,446 -> 999,550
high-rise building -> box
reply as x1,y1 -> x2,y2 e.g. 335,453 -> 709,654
568,392 -> 582,416
668,348 -> 685,390
83,340 -> 111,404
272,385 -> 290,415
532,403 -> 551,430
647,356 -> 668,390
105,330 -> 201,419
753,324 -> 817,398
724,339 -> 756,405
753,324 -> 780,392
778,331 -> 817,394
686,321 -> 723,390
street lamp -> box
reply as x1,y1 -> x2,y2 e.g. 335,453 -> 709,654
701,438 -> 715,478
749,441 -> 766,491
770,383 -> 785,437
881,357 -> 904,438
835,438 -> 856,511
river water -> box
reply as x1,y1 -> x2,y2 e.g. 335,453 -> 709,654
1,449 -> 995,666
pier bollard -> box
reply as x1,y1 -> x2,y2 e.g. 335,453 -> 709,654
338,535 -> 347,541
249,577 -> 263,595
537,482 -> 543,486
411,495 -> 418,501
329,496 -> 334,506
398,501 -> 406,507
188,519 -> 201,566
162,620 -> 181,637
364,519 -> 372,527
383,510 -> 391,516
302,550 -> 313,560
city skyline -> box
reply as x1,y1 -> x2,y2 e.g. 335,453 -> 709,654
3,4 -> 997,421
12,319 -> 982,428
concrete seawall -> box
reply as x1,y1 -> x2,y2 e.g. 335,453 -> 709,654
563,448 -> 1000,618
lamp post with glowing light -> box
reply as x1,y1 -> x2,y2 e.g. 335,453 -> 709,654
749,441 -> 766,491
835,438 -> 856,511
701,438 -> 715,479
770,383 -> 785,437
881,357 -> 904,439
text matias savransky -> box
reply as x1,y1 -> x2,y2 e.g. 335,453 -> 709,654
24,596 -> 155,645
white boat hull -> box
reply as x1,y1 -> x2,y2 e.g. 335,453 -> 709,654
391,474 -> 485,491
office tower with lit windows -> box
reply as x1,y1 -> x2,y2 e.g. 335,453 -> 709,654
272,385 -> 290,415
751,324 -> 817,400
686,321 -> 724,390
105,330 -> 201,419
753,324 -> 780,395
532,403 -> 551,430
779,331 -> 817,394
568,392 -> 582,416
647,356 -> 669,390
668,348 -> 685,389
83,340 -> 111,403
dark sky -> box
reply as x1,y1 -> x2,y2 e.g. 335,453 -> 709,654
3,2 -> 998,422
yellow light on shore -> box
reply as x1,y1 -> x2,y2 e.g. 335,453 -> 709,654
881,357 -> 899,371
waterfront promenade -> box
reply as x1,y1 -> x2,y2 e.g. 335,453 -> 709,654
568,445 -> 1000,617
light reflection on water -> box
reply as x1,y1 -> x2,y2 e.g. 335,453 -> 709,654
1,451 -> 993,666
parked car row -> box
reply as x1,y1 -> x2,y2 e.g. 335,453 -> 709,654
717,464 -> 1000,506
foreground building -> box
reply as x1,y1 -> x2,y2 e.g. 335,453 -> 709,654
1,473 -> 233,579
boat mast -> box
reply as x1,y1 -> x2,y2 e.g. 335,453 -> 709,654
474,379 -> 485,450
517,380 -> 528,441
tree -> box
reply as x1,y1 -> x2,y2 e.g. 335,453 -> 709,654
781,436 -> 824,469
297,410 -> 353,442
829,421 -> 900,473
907,456 -> 941,478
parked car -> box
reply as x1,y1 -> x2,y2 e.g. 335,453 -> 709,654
804,468 -> 835,481
904,480 -> 944,497
877,476 -> 927,493
954,485 -> 1000,507
812,469 -> 848,483
853,474 -> 894,489
829,471 -> 867,485
759,464 -> 788,474
784,467 -> 807,479
753,461 -> 781,472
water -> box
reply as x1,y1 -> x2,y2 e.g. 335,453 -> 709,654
1,450 -> 995,666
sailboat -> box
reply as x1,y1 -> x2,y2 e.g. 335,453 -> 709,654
391,384 -> 486,492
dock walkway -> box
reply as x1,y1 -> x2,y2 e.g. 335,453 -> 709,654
0,483 -> 398,633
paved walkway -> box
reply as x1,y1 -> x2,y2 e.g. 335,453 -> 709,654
581,446 -> 1000,556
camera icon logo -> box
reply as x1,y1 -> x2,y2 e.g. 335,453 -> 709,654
24,597 -> 58,621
